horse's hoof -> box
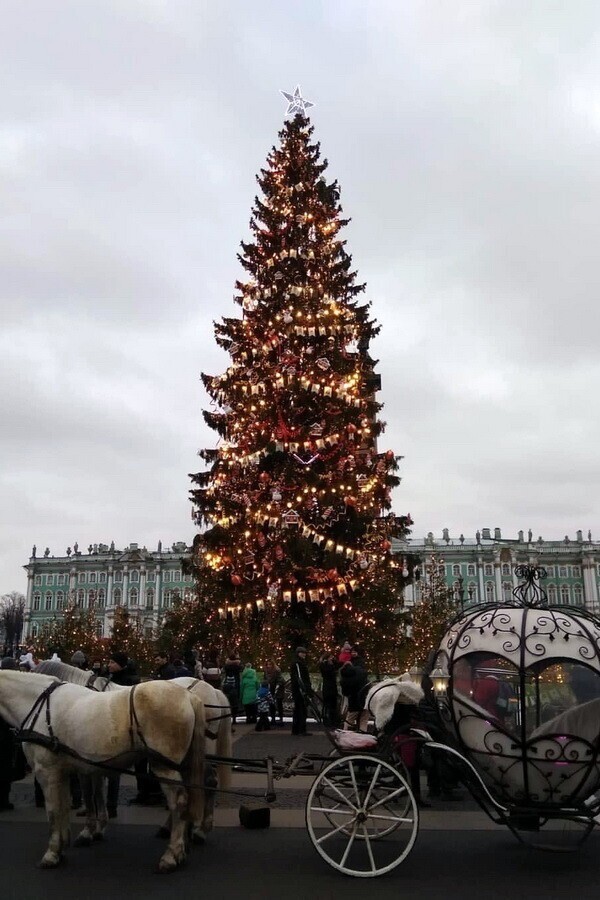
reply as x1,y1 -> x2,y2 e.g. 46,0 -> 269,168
156,859 -> 178,874
73,834 -> 92,848
191,831 -> 206,846
155,826 -> 171,839
38,854 -> 62,868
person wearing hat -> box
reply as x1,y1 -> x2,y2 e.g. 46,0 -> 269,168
290,647 -> 313,736
71,650 -> 88,670
107,651 -> 140,686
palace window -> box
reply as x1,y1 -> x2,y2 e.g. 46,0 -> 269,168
467,565 -> 475,576
559,566 -> 567,578
47,574 -> 54,586
33,593 -> 41,610
574,585 -> 583,606
31,624 -> 39,638
88,590 -> 96,605
572,566 -> 581,578
501,564 -> 510,576
99,572 -> 106,583
546,566 -> 554,577
146,589 -> 154,608
96,622 -> 103,637
437,565 -> 445,577
548,585 -> 557,604
56,591 -> 64,611
129,587 -> 139,605
560,585 -> 570,605
467,583 -> 477,603
45,592 -> 52,611
57,574 -> 65,585
113,588 -> 122,605
484,564 -> 493,576
97,589 -> 105,608
485,582 -> 495,602
130,569 -> 140,583
89,572 -> 96,583
114,570 -> 123,583
173,570 -> 181,582
452,565 -> 460,576
79,573 -> 85,584
147,572 -> 155,583
502,582 -> 512,603
34,576 -> 41,587
77,589 -> 85,607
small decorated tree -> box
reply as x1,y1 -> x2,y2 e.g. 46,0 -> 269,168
408,555 -> 457,667
107,606 -> 156,675
33,602 -> 101,661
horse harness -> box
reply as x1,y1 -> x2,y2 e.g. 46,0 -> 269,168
17,680 -> 186,773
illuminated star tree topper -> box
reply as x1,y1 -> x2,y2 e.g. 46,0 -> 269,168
280,85 -> 314,117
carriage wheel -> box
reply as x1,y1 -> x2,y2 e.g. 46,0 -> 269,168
306,754 -> 419,877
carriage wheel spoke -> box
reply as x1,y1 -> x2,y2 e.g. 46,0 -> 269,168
362,823 -> 377,873
363,763 -> 381,808
316,817 -> 358,844
367,813 -> 412,823
323,776 -> 358,811
369,785 -> 408,810
310,806 -> 355,816
339,821 -> 358,866
348,761 -> 361,808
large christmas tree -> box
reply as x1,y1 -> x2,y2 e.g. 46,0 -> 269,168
189,90 -> 416,668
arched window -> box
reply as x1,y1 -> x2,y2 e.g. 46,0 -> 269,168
130,569 -> 139,583
33,592 -> 41,610
164,590 -> 172,609
114,570 -> 123,583
413,583 -> 421,603
467,564 -> 475,576
548,585 -> 557,604
452,565 -> 460,576
88,590 -> 96,606
484,564 -> 493,576
113,588 -> 122,605
467,583 -> 477,604
437,565 -> 445,577
34,575 -> 41,587
45,592 -> 52,611
560,585 -> 570,605
97,589 -> 105,608
56,591 -> 64,610
502,582 -> 512,603
485,582 -> 495,603
129,587 -> 138,606
501,563 -> 510,576
77,589 -> 85,607
146,589 -> 154,608
96,621 -> 103,637
574,585 -> 583,606
31,623 -> 39,638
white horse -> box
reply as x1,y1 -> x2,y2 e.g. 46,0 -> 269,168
0,670 -> 205,872
35,660 -> 232,844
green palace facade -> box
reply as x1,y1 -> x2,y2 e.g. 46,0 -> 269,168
397,527 -> 600,613
22,527 -> 600,640
22,541 -> 193,640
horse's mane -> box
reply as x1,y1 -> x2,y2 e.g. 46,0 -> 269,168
36,659 -> 97,687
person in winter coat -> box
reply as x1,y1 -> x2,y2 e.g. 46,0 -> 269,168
290,647 -> 313,736
255,681 -> 274,732
340,646 -> 369,731
71,650 -> 88,670
338,641 -> 353,665
222,652 -> 242,727
153,652 -> 177,680
172,658 -> 194,677
319,652 -> 340,728
107,651 -> 140,686
240,662 -> 260,724
264,660 -> 286,726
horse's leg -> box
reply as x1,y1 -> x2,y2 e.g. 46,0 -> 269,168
152,768 -> 187,873
35,764 -> 70,868
73,773 -> 96,846
191,762 -> 217,845
92,774 -> 108,840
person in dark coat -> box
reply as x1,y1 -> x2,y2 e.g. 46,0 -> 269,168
153,652 -> 177,680
222,651 -> 242,728
0,656 -> 20,810
290,647 -> 313,736
340,647 -> 369,731
107,651 -> 140,686
172,658 -> 194,677
319,652 -> 340,728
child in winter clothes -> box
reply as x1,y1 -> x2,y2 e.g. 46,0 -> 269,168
338,641 -> 353,665
255,681 -> 274,732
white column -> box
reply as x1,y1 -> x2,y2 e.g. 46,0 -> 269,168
494,556 -> 502,604
69,568 -> 77,605
107,567 -> 113,606
477,557 -> 485,603
122,566 -> 129,607
26,570 -> 34,609
583,557 -> 599,613
155,567 -> 161,613
140,566 -> 146,610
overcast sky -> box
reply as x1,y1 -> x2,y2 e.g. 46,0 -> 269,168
1,1 -> 599,592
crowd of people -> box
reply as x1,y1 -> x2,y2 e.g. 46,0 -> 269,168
0,639 -> 465,812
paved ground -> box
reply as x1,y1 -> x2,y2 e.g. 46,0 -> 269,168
2,724 -> 599,898
1,823 -> 599,900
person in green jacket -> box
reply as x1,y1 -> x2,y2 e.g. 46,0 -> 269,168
240,662 -> 260,724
